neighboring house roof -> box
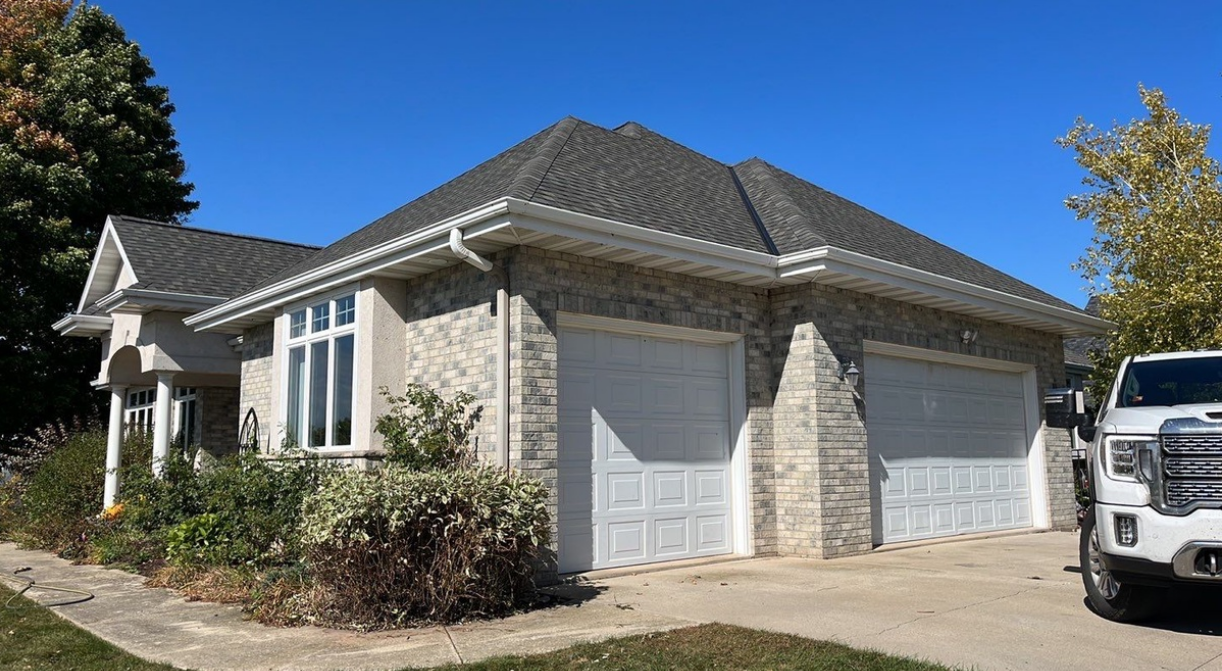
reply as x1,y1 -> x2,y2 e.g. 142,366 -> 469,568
190,116 -> 1109,336
108,215 -> 320,299
1064,296 -> 1106,370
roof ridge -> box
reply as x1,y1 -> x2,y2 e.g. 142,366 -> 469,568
508,116 -> 580,201
110,214 -> 321,250
734,159 -> 825,248
611,121 -> 731,168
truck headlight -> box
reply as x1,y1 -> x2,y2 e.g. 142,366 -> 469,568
1103,435 -> 1158,482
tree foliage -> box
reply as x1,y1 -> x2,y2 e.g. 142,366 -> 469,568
1058,85 -> 1222,396
0,1 -> 197,448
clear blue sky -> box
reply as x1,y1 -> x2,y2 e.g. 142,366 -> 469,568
106,1 -> 1222,308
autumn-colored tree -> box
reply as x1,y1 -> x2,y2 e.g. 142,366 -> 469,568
1058,86 -> 1222,397
0,1 -> 197,451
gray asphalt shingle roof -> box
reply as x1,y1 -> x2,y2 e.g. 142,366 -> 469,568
108,215 -> 319,299
229,117 -> 1081,315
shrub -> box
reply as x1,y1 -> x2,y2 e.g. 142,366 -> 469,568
117,450 -> 334,567
377,384 -> 483,470
18,428 -> 109,555
298,466 -> 551,628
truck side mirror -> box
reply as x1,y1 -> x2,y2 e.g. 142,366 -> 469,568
1045,387 -> 1087,429
1077,424 -> 1097,443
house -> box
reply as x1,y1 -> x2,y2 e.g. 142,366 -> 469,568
57,117 -> 1109,576
1063,296 -> 1104,460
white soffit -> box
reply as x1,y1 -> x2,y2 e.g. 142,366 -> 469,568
187,197 -> 1106,337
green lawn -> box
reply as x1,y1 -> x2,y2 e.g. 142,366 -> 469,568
431,624 -> 951,671
0,584 -> 175,671
2,584 -> 949,671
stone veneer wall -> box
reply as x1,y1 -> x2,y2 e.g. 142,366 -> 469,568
403,257 -> 502,462
198,387 -> 240,457
239,322 -> 275,452
507,246 -> 778,577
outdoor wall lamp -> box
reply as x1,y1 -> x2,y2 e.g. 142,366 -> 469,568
838,360 -> 861,387
959,329 -> 979,345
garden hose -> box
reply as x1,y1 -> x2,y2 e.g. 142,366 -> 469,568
2,567 -> 94,609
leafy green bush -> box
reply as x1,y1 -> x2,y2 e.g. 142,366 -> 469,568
299,466 -> 551,628
17,427 -> 108,555
116,450 -> 334,567
166,513 -> 232,566
376,384 -> 483,470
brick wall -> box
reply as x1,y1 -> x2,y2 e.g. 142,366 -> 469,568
403,258 -> 501,462
198,386 -> 240,458
239,322 -> 275,452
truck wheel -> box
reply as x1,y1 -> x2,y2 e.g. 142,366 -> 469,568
1080,507 -> 1160,622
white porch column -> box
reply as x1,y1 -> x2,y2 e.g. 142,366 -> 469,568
151,372 -> 174,477
103,385 -> 126,510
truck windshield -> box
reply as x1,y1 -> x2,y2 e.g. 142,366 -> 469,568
1120,356 -> 1222,407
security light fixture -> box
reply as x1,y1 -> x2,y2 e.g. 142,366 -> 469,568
959,329 -> 978,345
838,360 -> 861,388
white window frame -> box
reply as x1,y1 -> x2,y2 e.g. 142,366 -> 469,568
280,285 -> 359,450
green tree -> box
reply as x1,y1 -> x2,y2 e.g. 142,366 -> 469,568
0,0 -> 197,449
1058,86 -> 1222,397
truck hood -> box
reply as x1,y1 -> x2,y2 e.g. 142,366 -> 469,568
1102,403 -> 1222,435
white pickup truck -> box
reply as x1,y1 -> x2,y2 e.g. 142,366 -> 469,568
1046,350 -> 1222,621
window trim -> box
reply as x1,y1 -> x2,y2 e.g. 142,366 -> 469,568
280,285 -> 360,451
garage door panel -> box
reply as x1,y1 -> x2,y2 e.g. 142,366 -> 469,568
605,472 -> 646,511
651,423 -> 687,460
606,521 -> 647,563
694,469 -> 728,505
655,518 -> 690,556
696,514 -> 730,552
559,326 -> 735,572
559,328 -> 596,363
607,333 -> 643,366
652,471 -> 688,508
645,338 -> 685,370
868,353 -> 1033,545
691,422 -> 730,460
692,343 -> 728,375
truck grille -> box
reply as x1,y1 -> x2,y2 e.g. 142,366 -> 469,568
1162,433 -> 1222,508
1163,434 -> 1222,453
1166,481 -> 1222,507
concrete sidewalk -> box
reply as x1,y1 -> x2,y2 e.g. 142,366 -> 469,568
0,543 -> 687,670
5,533 -> 1222,670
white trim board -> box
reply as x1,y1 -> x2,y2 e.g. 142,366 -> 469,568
556,312 -> 743,344
863,340 -> 1035,374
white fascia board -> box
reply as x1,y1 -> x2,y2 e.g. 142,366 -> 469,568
185,201 -> 514,331
97,288 -> 227,314
779,246 -> 1112,334
188,216 -> 514,332
504,199 -> 779,277
77,218 -> 137,312
52,313 -> 113,337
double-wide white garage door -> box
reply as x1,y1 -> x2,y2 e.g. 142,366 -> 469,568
557,326 -> 734,573
866,353 -> 1034,545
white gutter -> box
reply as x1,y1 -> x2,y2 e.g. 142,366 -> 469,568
185,200 -> 513,330
449,228 -> 511,471
776,246 -> 1113,334
52,313 -> 113,336
97,288 -> 227,313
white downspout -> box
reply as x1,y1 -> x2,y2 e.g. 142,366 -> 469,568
449,229 -> 510,470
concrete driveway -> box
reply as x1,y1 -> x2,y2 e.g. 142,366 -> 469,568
5,532 -> 1222,670
585,531 -> 1222,671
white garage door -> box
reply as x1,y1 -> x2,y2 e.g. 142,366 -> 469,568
557,326 -> 734,573
866,353 -> 1033,544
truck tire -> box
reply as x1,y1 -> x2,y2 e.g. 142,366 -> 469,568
1080,506 -> 1161,622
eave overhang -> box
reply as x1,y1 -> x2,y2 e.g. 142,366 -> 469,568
96,288 -> 226,314
185,197 -> 1110,337
52,313 -> 113,337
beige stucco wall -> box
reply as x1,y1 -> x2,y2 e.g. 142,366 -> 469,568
99,310 -> 240,387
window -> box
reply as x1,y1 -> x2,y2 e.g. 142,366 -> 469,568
285,292 -> 356,448
125,389 -> 155,434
